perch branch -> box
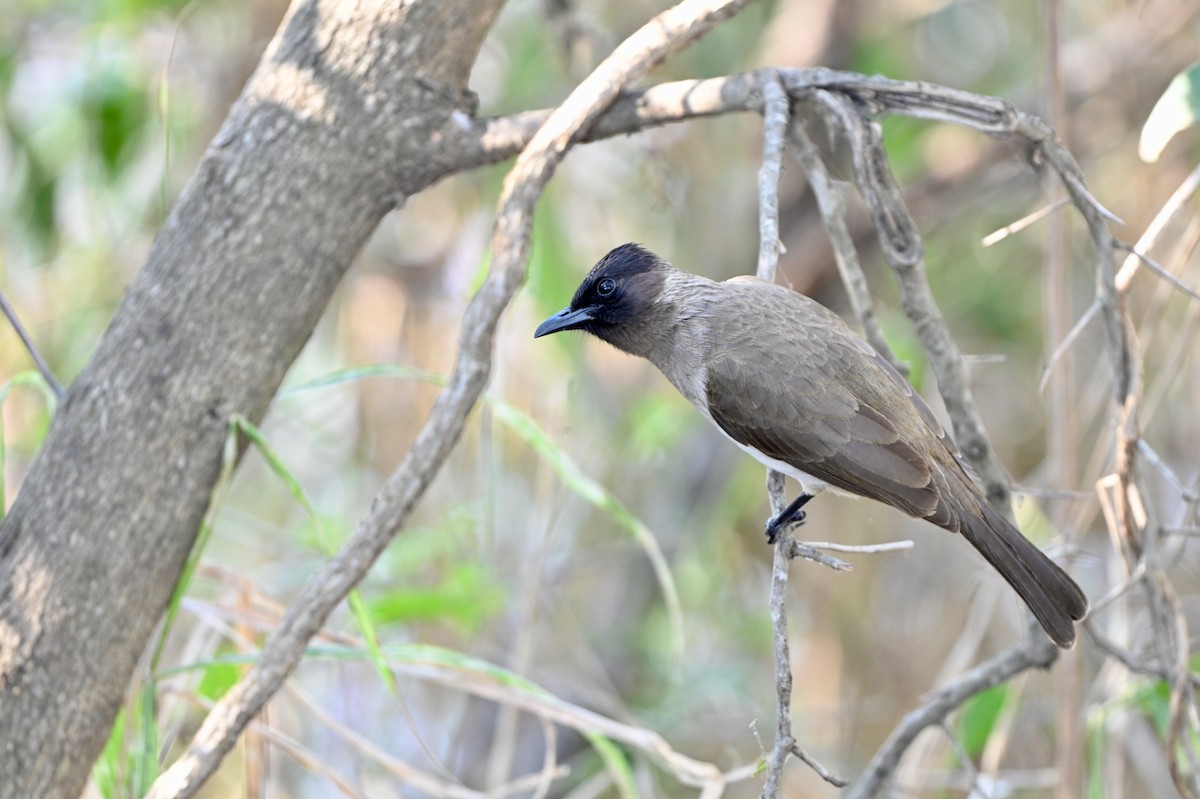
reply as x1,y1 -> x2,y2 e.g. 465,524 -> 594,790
756,73 -> 847,796
844,637 -> 1058,799
147,2 -> 752,796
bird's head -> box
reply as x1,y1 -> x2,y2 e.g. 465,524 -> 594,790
534,243 -> 672,357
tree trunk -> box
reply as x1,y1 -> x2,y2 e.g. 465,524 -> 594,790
0,1 -> 504,794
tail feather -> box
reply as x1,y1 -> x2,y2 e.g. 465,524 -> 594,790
959,501 -> 1088,648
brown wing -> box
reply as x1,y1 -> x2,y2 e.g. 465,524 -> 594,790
705,279 -> 1088,645
703,285 -> 944,519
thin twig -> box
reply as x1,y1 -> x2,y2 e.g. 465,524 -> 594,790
1138,440 -> 1200,503
1117,243 -> 1200,304
1115,162 -> 1200,292
1085,564 -> 1145,617
756,75 -> 795,799
813,88 -> 1016,514
785,539 -> 852,571
800,539 -> 914,554
789,743 -> 847,788
762,472 -> 797,799
787,110 -> 906,372
981,197 -> 1070,247
1040,300 -> 1099,393
936,722 -> 982,797
0,289 -> 64,399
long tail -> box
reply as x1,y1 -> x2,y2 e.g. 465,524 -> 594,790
958,499 -> 1089,648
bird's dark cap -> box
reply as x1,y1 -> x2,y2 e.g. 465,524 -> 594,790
534,243 -> 668,340
576,243 -> 663,291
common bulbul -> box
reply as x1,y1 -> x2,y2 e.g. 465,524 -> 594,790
534,243 -> 1088,647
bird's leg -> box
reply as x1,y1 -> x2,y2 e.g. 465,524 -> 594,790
765,493 -> 814,544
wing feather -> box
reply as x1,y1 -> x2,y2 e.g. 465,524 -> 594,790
703,293 -> 941,518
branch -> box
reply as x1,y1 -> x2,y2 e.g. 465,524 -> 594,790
755,74 -> 846,797
756,76 -> 797,799
811,88 -> 1017,513
147,1 -> 753,796
456,72 -> 765,170
844,637 -> 1059,799
787,112 -> 907,374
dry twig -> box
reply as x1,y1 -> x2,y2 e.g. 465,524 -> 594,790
0,289 -> 64,399
755,75 -> 848,797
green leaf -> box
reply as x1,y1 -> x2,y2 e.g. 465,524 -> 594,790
196,655 -> 243,703
585,734 -> 639,799
82,67 -> 147,176
1140,61 -> 1200,162
958,683 -> 1010,758
489,397 -> 685,666
91,708 -> 127,799
1128,678 -> 1171,737
368,563 -> 504,632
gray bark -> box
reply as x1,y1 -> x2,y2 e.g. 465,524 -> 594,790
0,1 -> 504,795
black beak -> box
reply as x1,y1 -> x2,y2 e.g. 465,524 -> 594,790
534,306 -> 595,338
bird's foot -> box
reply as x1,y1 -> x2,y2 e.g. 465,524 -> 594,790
765,493 -> 814,544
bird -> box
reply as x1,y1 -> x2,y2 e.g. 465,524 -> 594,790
534,243 -> 1088,647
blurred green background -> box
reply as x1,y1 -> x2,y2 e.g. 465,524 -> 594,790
2,0 -> 1199,797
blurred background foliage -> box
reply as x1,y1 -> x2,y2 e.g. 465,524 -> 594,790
2,0 -> 1199,797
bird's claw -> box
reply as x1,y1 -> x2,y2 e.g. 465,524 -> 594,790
765,509 -> 806,544
764,493 -> 814,544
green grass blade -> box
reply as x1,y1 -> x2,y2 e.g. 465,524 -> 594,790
280,363 -> 686,668
231,415 -> 397,695
585,733 -> 638,799
162,642 -> 636,795
489,398 -> 685,667
133,679 -> 159,795
347,590 -> 398,694
0,370 -> 61,523
0,369 -> 62,413
280,363 -> 446,397
91,708 -> 127,799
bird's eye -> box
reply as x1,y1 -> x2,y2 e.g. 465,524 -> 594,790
596,277 -> 617,296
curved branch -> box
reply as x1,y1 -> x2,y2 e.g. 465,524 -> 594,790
845,637 -> 1058,799
147,1 -> 753,796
